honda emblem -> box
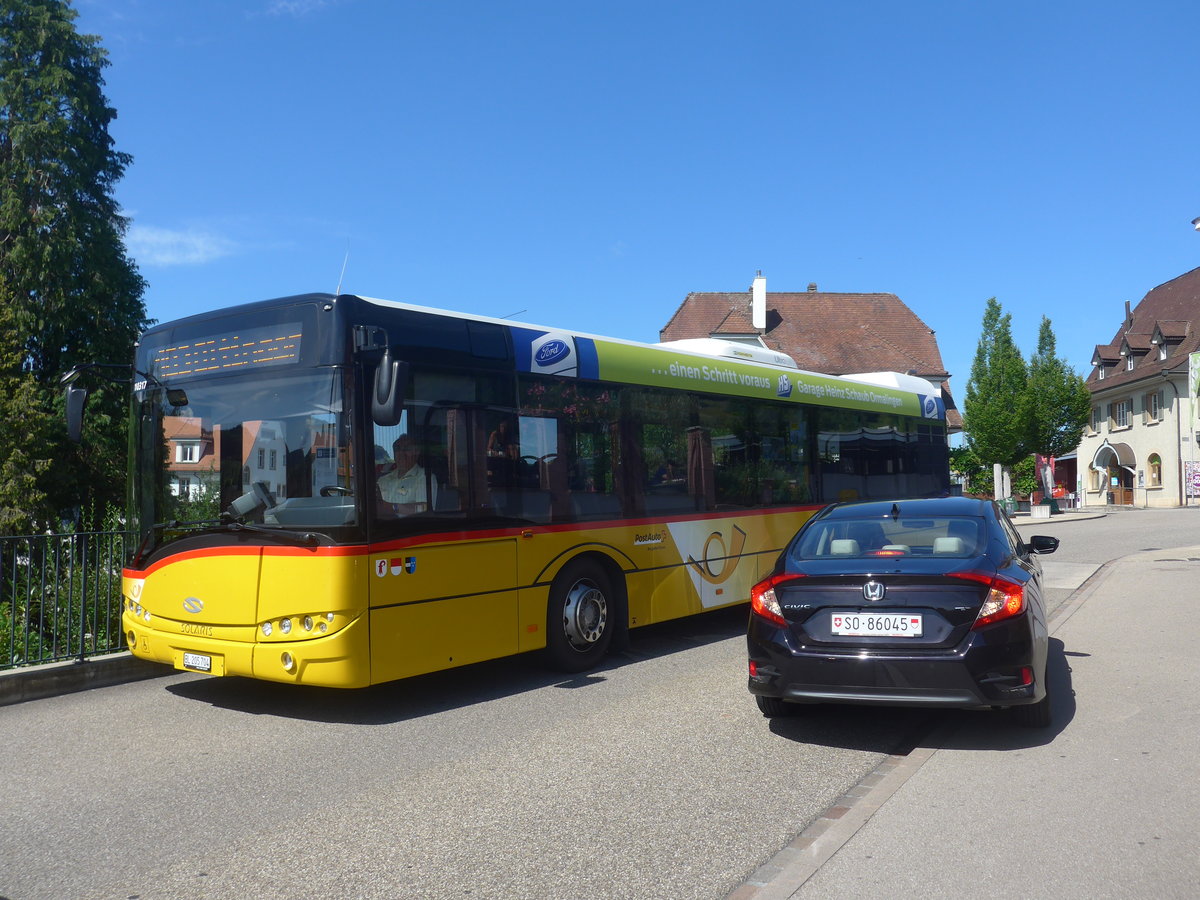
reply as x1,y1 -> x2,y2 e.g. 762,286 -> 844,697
862,580 -> 886,602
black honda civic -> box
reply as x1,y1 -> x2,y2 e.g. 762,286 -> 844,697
747,496 -> 1060,727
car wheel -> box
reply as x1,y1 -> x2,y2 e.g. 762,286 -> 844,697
755,695 -> 797,717
545,559 -> 614,672
1012,673 -> 1052,728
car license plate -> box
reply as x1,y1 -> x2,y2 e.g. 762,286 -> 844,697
831,612 -> 923,637
182,652 -> 212,672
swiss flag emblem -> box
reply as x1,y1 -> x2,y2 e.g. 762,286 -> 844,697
832,616 -> 843,628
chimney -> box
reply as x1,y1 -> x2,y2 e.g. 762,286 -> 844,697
751,271 -> 766,330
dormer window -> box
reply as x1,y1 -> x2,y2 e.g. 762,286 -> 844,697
1159,344 -> 1167,361
175,441 -> 200,464
1098,365 -> 1105,380
1126,355 -> 1135,371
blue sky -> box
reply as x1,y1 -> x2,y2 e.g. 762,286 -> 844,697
74,0 -> 1200,398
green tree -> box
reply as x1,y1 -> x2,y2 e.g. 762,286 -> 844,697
963,298 -> 1028,474
948,444 -> 990,496
1,0 -> 147,533
1022,316 -> 1091,460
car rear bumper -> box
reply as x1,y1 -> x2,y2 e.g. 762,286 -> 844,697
747,619 -> 1044,710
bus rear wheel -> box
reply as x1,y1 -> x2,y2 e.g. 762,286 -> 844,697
545,559 -> 614,672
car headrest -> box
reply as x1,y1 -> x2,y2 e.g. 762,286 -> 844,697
934,537 -> 966,555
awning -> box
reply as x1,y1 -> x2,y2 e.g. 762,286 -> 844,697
1090,440 -> 1136,471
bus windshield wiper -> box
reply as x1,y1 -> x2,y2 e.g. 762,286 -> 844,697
135,516 -> 319,562
132,517 -> 222,564
216,516 -> 320,547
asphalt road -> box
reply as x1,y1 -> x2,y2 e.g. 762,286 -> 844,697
2,606 -> 937,900
3,507 -> 1198,900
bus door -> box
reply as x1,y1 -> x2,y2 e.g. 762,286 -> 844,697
368,397 -> 519,681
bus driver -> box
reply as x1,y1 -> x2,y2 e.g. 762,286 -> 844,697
378,434 -> 438,513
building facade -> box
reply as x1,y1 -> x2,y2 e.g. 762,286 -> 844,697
1076,267 -> 1200,508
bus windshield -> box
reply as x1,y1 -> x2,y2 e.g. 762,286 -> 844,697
130,367 -> 355,542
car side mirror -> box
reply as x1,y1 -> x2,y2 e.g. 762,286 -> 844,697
1028,535 -> 1059,555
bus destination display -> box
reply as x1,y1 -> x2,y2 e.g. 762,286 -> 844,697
149,323 -> 303,379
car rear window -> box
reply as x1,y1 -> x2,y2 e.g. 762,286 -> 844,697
792,515 -> 983,560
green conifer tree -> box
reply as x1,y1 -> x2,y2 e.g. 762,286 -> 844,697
1,0 -> 147,532
1023,316 -> 1091,459
962,298 -> 1028,471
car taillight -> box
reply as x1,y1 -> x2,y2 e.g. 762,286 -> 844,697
949,571 -> 1026,629
750,573 -> 802,627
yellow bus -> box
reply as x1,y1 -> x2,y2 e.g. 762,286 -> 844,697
113,292 -> 949,687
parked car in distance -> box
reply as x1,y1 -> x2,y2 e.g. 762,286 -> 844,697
747,497 -> 1060,727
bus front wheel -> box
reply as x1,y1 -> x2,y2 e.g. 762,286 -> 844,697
545,559 -> 614,672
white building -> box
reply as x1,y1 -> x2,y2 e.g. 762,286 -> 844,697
1076,267 -> 1200,508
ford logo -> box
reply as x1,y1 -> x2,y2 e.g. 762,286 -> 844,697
535,340 -> 570,366
183,597 -> 204,614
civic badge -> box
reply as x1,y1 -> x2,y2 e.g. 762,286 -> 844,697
862,580 -> 886,602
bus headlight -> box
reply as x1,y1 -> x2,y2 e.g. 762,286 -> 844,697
281,652 -> 295,671
261,613 -> 338,640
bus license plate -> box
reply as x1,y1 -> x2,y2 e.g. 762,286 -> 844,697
182,652 -> 212,672
832,612 -> 922,637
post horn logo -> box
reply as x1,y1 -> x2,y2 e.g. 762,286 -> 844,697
687,525 -> 747,585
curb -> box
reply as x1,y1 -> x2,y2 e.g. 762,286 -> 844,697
727,741 -> 942,900
0,653 -> 172,707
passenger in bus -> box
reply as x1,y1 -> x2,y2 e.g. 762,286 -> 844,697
653,460 -> 683,486
378,434 -> 438,514
487,420 -> 518,459
487,419 -> 520,487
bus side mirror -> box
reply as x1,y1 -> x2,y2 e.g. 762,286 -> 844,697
65,385 -> 88,443
372,348 -> 408,427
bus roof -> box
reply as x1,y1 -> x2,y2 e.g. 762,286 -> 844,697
353,293 -> 946,420
138,292 -> 946,421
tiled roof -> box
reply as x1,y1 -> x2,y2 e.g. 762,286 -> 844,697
661,291 -> 949,378
713,306 -> 758,335
660,289 -> 960,428
1152,320 -> 1189,341
1086,267 -> 1200,393
1120,333 -> 1153,353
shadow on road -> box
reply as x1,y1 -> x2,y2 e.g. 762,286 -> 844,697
931,637 -> 1077,751
764,638 -> 1076,755
165,604 -> 750,724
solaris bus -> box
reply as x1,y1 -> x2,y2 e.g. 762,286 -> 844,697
79,292 -> 949,687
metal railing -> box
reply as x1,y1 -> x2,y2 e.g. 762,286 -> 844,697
1,530 -> 135,671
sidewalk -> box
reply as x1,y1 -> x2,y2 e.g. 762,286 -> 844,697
1010,507 -> 1106,524
735,544 -> 1200,900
